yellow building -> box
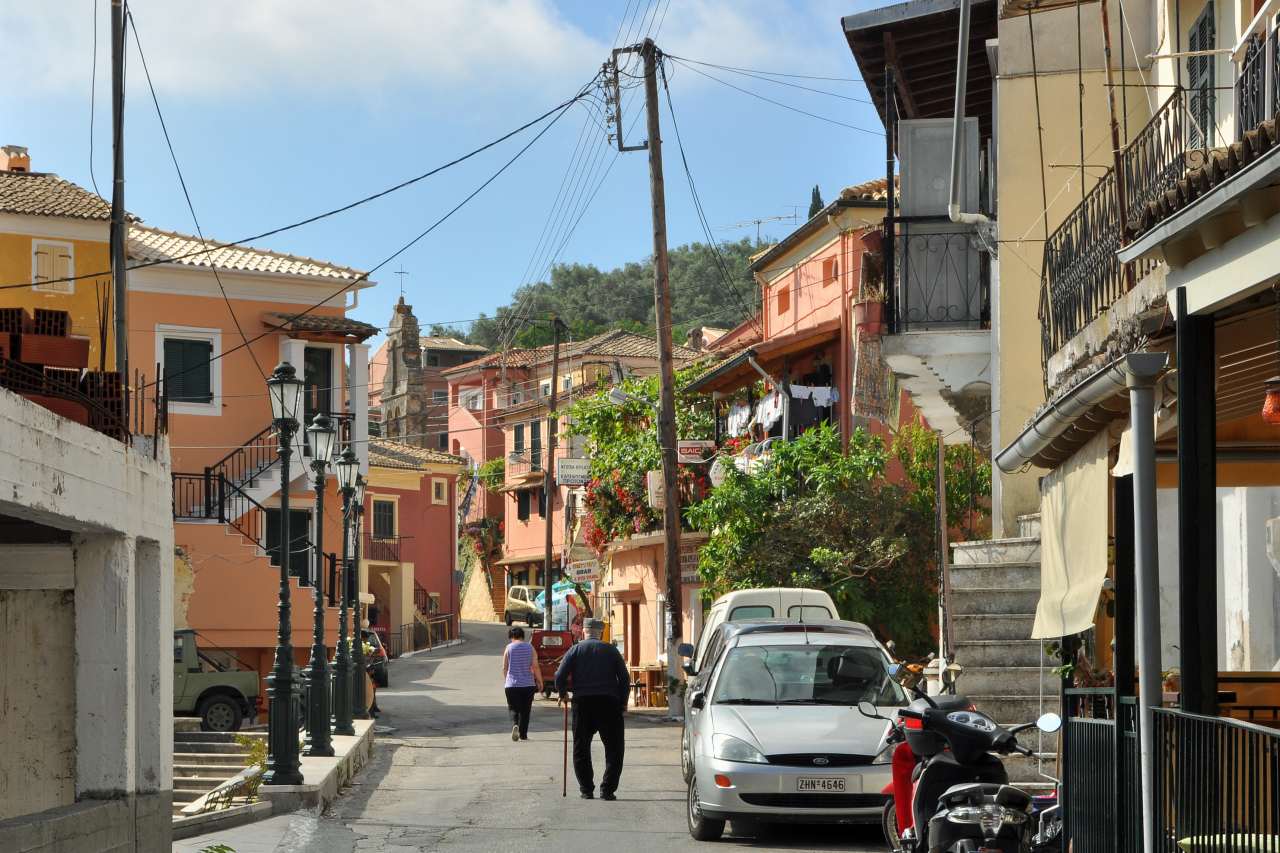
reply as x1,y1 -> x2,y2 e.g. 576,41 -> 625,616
0,145 -> 116,369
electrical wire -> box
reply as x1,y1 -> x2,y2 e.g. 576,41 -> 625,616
665,54 -> 872,103
88,0 -> 102,198
663,55 -> 863,83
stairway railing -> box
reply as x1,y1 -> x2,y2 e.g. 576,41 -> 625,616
203,423 -> 279,514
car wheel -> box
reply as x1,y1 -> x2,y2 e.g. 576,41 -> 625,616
198,693 -> 243,733
687,776 -> 725,842
882,799 -> 904,853
680,726 -> 693,783
504,611 -> 513,626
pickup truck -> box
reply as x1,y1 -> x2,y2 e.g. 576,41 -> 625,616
173,630 -> 259,732
504,585 -> 544,626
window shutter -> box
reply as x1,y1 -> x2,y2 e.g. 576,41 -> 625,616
517,490 -> 530,521
33,244 -> 52,285
164,338 -> 213,403
514,424 -> 525,453
1188,3 -> 1216,148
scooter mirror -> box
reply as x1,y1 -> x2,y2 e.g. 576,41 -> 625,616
857,700 -> 882,720
1036,712 -> 1063,733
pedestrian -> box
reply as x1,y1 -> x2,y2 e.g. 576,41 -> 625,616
554,618 -> 630,800
503,626 -> 542,741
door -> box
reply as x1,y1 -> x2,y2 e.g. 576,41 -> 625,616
1188,2 -> 1216,148
303,346 -> 334,448
265,508 -> 310,580
628,602 -> 641,667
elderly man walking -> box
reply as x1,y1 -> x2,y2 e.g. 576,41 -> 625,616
554,618 -> 631,800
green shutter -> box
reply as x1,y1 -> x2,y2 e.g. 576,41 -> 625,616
164,338 -> 213,403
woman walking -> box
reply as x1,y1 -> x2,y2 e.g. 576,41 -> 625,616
503,626 -> 542,740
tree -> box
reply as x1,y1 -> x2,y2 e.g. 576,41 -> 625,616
808,184 -> 825,219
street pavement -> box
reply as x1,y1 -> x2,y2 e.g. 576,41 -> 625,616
175,621 -> 886,852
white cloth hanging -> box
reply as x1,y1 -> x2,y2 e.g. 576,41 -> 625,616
789,385 -> 815,401
755,389 -> 785,430
810,386 -> 837,408
726,401 -> 752,436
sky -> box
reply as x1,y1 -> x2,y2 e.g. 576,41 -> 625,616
0,0 -> 890,347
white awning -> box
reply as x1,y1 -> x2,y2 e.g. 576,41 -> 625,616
1033,431 -> 1110,639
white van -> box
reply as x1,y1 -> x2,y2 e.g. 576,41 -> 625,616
691,588 -> 838,673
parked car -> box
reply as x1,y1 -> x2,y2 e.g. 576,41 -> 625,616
173,629 -> 259,732
504,584 -> 544,626
691,588 -> 838,673
682,620 -> 906,841
363,628 -> 389,688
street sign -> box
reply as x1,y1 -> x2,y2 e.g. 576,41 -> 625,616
566,559 -> 601,582
676,440 -> 717,463
557,457 -> 591,486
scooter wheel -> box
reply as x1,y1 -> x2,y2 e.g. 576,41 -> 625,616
882,799 -> 905,853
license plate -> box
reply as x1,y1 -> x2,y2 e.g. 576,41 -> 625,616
541,636 -> 564,647
797,777 -> 846,792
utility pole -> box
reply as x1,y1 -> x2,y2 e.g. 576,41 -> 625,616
110,0 -> 127,376
543,315 -> 563,629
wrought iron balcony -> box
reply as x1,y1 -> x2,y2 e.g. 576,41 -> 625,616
885,216 -> 989,332
363,533 -> 408,562
505,449 -> 542,483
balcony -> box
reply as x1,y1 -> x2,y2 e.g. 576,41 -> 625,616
879,215 -> 994,449
364,533 -> 408,563
503,449 -> 543,490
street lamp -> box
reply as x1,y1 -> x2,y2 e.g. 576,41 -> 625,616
351,473 -> 369,719
263,363 -> 305,785
304,412 -> 336,757
332,446 -> 359,736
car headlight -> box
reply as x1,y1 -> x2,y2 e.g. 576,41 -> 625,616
711,734 -> 767,764
872,741 -> 896,765
946,710 -> 998,732
947,804 -> 1028,837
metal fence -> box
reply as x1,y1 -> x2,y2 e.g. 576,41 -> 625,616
1152,708 -> 1280,853
1063,689 -> 1141,853
385,615 -> 455,660
886,216 -> 989,333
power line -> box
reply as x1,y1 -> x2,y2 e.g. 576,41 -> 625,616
665,54 -> 872,103
88,0 -> 102,198
128,8 -> 265,380
664,55 -> 864,83
0,88 -> 597,293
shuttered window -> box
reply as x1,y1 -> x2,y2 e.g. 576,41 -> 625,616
372,500 -> 396,539
32,241 -> 73,293
517,489 -> 531,521
1188,2 -> 1216,148
163,338 -> 214,403
265,509 -> 310,578
514,423 -> 525,453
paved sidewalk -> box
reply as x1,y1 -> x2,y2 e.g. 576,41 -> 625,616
175,622 -> 885,852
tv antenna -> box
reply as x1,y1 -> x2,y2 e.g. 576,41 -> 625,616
393,265 -> 409,298
717,213 -> 798,244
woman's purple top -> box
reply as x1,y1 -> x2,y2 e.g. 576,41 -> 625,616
505,641 -> 536,688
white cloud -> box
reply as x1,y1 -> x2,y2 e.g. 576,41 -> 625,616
0,0 -> 607,98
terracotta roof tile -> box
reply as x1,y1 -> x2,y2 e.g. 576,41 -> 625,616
0,171 -> 113,220
128,224 -> 367,280
263,312 -> 378,341
839,176 -> 895,202
419,336 -> 488,353
367,439 -> 466,471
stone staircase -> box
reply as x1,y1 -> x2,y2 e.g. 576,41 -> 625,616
171,727 -> 264,817
950,512 -> 1057,786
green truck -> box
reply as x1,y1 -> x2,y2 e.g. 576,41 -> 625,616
173,629 -> 260,732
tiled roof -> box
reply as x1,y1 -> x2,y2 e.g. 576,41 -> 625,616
420,336 -> 487,353
263,312 -> 378,341
441,347 -> 540,376
0,171 -> 113,220
128,225 -> 367,280
368,439 -> 466,471
555,329 -> 700,364
839,176 -> 895,202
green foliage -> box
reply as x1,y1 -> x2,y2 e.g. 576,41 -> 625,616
475,457 -> 505,491
199,846 -> 237,853
808,184 -> 824,219
451,239 -> 761,349
891,419 -> 992,535
686,424 -> 939,655
234,733 -> 267,800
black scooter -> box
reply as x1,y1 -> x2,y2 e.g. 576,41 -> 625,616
858,696 -> 1061,853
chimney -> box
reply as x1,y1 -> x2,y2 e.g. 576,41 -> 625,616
1,145 -> 30,173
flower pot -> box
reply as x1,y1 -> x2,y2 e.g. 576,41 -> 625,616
852,300 -> 885,336
862,229 -> 884,254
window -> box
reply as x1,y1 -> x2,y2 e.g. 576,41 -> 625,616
822,257 -> 839,287
512,588 -> 526,602
536,486 -> 546,518
1188,2 -> 1216,148
517,489 -> 531,521
427,353 -> 440,367
460,388 -> 483,411
711,644 -> 905,706
265,508 -> 310,578
540,379 -> 552,398
432,389 -> 448,404
514,423 -> 526,454
776,281 -> 791,314
372,499 -> 396,539
729,604 -> 774,620
158,325 -> 222,413
530,420 -> 542,457
32,241 -> 73,293
562,375 -> 572,391
436,432 -> 448,450
788,604 -> 834,620
431,477 -> 448,505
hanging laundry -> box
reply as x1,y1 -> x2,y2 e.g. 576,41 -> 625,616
789,384 -> 815,401
810,386 -> 837,408
726,401 -> 752,436
755,389 -> 786,430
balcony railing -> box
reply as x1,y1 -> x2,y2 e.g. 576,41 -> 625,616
364,533 -> 408,562
887,216 -> 989,332
505,449 -> 542,483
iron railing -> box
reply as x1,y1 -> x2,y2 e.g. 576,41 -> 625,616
205,422 -> 278,498
364,533 -> 408,562
1122,88 -> 1190,233
1152,708 -> 1280,853
506,449 -> 543,481
1063,689 -> 1141,853
1236,35 -> 1267,142
888,216 -> 989,331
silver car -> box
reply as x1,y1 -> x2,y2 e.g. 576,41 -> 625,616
683,624 -> 906,841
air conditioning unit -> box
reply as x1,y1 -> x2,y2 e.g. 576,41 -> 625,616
898,117 -> 979,218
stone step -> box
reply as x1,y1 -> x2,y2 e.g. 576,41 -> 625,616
1017,513 -> 1042,539
959,666 -> 1058,696
174,730 -> 263,743
969,694 -> 1055,727
174,786 -> 216,802
170,742 -> 252,755
950,586 -> 1039,616
174,762 -> 248,777
948,562 -> 1040,590
173,776 -> 226,791
953,639 -> 1046,667
173,752 -> 248,766
953,613 -> 1035,642
952,537 -> 1040,566
1004,750 -> 1060,784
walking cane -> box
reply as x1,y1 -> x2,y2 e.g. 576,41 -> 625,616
561,697 -> 569,797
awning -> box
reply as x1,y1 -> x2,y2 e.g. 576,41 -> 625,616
498,471 -> 545,492
1032,432 -> 1110,639
683,318 -> 841,395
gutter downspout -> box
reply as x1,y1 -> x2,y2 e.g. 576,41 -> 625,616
949,0 -> 992,228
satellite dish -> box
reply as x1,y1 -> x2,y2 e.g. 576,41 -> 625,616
709,456 -> 728,488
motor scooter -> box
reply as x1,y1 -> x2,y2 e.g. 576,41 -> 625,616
860,696 -> 1061,853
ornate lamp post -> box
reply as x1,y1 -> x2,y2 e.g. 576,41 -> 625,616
332,446 -> 359,736
263,363 -> 305,785
352,473 -> 369,719
304,412 -> 336,757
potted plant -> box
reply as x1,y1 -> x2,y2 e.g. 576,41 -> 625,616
853,283 -> 887,336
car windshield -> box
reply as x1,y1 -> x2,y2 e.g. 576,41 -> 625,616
712,643 -> 906,706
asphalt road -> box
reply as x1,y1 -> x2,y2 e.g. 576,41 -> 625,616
176,621 -> 886,852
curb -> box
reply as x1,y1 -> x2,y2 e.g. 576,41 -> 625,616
396,637 -> 466,659
171,800 -> 272,840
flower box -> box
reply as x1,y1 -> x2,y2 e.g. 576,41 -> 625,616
852,300 -> 885,336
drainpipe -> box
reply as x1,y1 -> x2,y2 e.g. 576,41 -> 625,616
1125,351 -> 1168,853
748,356 -> 789,440
949,0 -> 992,228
